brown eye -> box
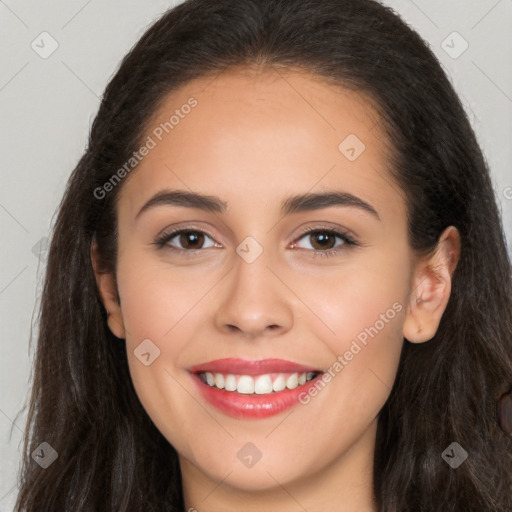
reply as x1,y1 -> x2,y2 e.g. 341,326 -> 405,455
154,229 -> 217,251
308,231 -> 337,250
295,229 -> 352,251
291,228 -> 357,259
177,231 -> 206,250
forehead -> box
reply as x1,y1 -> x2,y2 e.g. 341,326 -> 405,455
117,66 -> 404,223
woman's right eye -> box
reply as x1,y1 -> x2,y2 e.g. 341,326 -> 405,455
153,228 -> 218,252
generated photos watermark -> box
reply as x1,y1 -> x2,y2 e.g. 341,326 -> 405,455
298,301 -> 403,405
93,97 -> 198,200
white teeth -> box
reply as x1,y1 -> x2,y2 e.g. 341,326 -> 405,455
200,371 -> 318,395
214,373 -> 225,389
286,373 -> 299,390
272,375 -> 286,392
224,374 -> 237,391
254,375 -> 273,394
237,375 -> 254,394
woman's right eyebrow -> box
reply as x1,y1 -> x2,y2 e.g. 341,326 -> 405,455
135,188 -> 381,221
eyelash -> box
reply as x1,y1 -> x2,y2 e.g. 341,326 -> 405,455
295,226 -> 358,257
152,225 -> 358,258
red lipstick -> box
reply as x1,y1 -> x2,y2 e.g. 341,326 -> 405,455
189,358 -> 323,419
189,357 -> 320,375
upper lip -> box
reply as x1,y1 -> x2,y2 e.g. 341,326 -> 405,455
189,358 -> 322,376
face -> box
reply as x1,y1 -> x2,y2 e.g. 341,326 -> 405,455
93,66 -> 459,507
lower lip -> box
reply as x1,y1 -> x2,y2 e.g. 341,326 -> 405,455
191,373 -> 322,419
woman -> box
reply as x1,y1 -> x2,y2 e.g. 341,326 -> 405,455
15,0 -> 512,510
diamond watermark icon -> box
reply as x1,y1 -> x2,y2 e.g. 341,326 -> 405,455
31,442 -> 58,469
441,442 -> 468,469
338,134 -> 366,161
237,442 -> 262,468
441,31 -> 469,59
31,32 -> 59,59
134,338 -> 161,366
236,236 -> 263,264
31,237 -> 49,263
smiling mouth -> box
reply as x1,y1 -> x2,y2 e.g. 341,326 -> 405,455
197,371 -> 322,395
188,358 -> 325,418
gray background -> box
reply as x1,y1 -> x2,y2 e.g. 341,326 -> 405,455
0,1 -> 511,509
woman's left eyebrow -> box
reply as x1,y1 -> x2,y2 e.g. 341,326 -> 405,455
135,189 -> 380,221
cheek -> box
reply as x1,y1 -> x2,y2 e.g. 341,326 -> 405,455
116,249 -> 209,350
294,245 -> 410,353
290,276 -> 406,472
114,249 -> 224,445
291,249 -> 409,414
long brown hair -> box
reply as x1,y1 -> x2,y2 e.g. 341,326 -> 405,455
16,0 -> 512,510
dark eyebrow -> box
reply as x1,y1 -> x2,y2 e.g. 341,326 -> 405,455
135,189 -> 380,221
135,190 -> 228,219
281,191 -> 380,220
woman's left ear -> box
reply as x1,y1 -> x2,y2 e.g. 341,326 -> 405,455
403,226 -> 461,343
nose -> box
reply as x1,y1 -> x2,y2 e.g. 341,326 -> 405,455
213,248 -> 294,340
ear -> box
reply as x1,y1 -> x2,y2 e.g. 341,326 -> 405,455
403,226 -> 461,343
91,238 -> 126,339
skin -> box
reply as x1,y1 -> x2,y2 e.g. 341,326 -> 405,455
92,66 -> 460,512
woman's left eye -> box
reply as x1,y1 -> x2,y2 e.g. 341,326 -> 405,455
292,228 -> 357,257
